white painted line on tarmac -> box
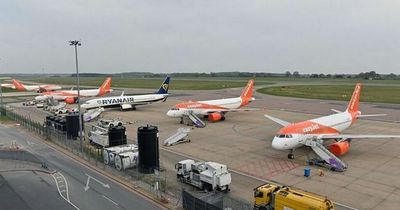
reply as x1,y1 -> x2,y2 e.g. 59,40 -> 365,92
102,195 -> 119,206
51,172 -> 80,210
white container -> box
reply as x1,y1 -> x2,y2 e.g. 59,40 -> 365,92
114,151 -> 139,171
103,144 -> 137,165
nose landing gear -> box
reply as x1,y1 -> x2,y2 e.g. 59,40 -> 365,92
288,149 -> 295,159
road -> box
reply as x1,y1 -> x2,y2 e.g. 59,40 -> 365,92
0,124 -> 166,210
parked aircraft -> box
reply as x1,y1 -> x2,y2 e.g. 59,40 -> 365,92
1,83 -> 15,89
12,79 -> 62,92
81,76 -> 170,110
35,77 -> 112,104
265,83 -> 400,160
167,79 -> 256,126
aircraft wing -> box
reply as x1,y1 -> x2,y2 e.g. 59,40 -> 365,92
264,114 -> 290,126
319,134 -> 400,140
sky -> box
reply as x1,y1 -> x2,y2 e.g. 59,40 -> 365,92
1,0 -> 400,74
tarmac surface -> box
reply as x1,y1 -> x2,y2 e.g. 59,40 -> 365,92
0,124 -> 166,210
4,83 -> 400,210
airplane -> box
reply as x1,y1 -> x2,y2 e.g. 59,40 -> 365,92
265,83 -> 400,161
1,83 -> 15,89
12,79 -> 62,92
81,76 -> 170,110
35,77 -> 112,104
166,79 -> 256,126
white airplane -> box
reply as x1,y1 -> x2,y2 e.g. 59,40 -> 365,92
1,83 -> 15,89
12,79 -> 62,92
166,79 -> 256,126
81,76 -> 170,111
265,83 -> 400,161
35,77 -> 112,104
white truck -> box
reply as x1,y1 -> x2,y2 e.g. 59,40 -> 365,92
48,102 -> 66,113
97,119 -> 123,129
88,125 -> 109,147
176,159 -> 231,192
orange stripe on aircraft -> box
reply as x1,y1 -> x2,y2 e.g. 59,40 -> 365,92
278,120 -> 339,135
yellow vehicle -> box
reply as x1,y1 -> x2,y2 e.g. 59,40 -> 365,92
254,183 -> 335,210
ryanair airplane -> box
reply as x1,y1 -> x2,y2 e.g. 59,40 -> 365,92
81,76 -> 170,110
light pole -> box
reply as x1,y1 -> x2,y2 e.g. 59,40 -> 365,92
0,79 -> 3,116
0,59 -> 3,116
69,40 -> 83,154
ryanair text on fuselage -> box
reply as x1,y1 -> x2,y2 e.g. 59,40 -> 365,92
98,97 -> 135,105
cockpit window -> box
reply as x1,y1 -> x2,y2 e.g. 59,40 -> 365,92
276,134 -> 293,138
171,107 -> 179,111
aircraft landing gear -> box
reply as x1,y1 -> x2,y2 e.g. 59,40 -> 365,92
288,149 -> 295,159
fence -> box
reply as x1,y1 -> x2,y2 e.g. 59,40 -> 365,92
0,106 -> 176,206
1,105 -> 254,210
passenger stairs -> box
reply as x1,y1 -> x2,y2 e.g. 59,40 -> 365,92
304,139 -> 347,172
164,128 -> 191,146
185,111 -> 206,128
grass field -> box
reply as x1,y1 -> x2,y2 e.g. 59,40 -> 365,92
1,88 -> 18,93
257,85 -> 400,104
24,77 -> 273,90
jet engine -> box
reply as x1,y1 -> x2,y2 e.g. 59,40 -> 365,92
208,112 -> 225,122
329,140 -> 350,156
65,97 -> 76,104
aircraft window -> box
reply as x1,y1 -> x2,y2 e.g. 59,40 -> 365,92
171,108 -> 179,111
286,134 -> 293,138
279,134 -> 286,138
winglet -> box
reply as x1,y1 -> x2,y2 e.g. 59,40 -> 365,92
346,83 -> 362,113
240,79 -> 255,107
12,79 -> 26,91
155,76 -> 170,94
98,77 -> 112,96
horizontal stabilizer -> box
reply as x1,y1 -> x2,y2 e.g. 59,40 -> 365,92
357,114 -> 387,118
331,109 -> 342,113
264,114 -> 290,127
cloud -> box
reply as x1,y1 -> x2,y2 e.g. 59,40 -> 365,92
1,0 -> 400,74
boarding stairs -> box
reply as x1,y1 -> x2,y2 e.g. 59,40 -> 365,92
183,111 -> 206,128
164,128 -> 191,146
304,138 -> 347,171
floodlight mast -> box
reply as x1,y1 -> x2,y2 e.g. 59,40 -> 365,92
69,40 -> 83,154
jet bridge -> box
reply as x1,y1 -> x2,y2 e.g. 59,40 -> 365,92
304,139 -> 347,172
164,128 -> 191,146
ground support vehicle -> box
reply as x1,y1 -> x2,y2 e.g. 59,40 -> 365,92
176,159 -> 231,192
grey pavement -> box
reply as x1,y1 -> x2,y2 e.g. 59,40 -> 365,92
0,124 -> 165,210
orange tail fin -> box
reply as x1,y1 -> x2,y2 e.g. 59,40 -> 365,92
98,77 -> 112,96
240,79 -> 254,106
12,79 -> 26,91
346,83 -> 362,113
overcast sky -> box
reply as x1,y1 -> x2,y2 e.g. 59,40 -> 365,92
1,0 -> 400,74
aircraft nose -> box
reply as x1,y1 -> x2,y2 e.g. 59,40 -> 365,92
271,137 -> 285,150
166,110 -> 174,117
